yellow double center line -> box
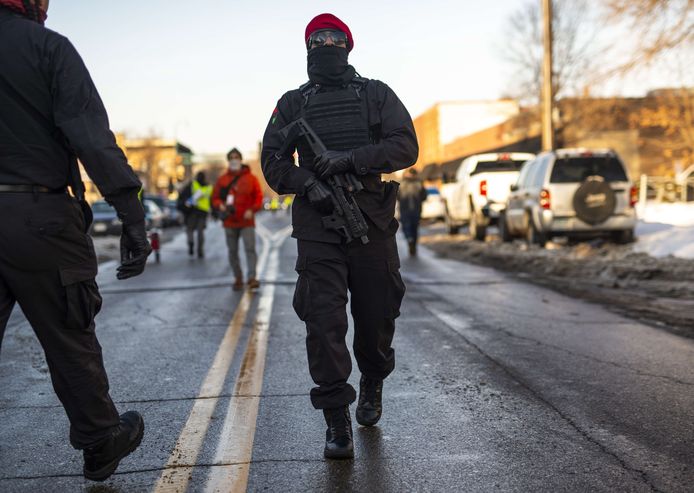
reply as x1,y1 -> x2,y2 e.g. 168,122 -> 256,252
153,224 -> 286,493
204,242 -> 279,492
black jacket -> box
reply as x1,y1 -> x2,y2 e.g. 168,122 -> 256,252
0,8 -> 143,222
261,78 -> 418,242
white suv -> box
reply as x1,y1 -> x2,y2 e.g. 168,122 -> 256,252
500,149 -> 637,246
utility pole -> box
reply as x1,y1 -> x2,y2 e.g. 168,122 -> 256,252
541,0 -> 554,151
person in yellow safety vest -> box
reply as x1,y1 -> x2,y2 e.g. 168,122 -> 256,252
182,171 -> 212,258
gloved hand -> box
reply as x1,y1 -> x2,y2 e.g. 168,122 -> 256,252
314,150 -> 355,180
303,176 -> 334,214
117,220 -> 152,280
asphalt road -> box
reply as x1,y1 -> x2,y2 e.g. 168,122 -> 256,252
1,213 -> 692,492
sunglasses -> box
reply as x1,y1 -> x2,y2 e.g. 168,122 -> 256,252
308,30 -> 348,49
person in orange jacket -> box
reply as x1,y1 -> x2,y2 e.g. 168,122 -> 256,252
212,148 -> 264,290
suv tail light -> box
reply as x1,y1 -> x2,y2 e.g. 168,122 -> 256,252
540,189 -> 551,209
629,186 -> 638,207
480,180 -> 488,197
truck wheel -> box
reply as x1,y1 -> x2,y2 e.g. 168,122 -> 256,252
444,209 -> 459,235
613,229 -> 634,244
525,214 -> 546,247
498,212 -> 512,242
470,213 -> 487,241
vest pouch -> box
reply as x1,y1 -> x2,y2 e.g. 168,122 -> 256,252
360,174 -> 385,194
382,181 -> 399,222
355,179 -> 399,232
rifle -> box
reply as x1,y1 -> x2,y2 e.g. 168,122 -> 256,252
279,118 -> 369,245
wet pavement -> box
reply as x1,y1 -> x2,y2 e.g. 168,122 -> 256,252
0,213 -> 692,492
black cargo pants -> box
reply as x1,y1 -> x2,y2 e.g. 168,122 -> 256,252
0,193 -> 120,449
293,221 -> 406,409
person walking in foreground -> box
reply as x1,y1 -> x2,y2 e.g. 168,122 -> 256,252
179,171 -> 211,258
261,13 -> 418,459
0,0 -> 149,481
398,168 -> 428,256
212,148 -> 263,291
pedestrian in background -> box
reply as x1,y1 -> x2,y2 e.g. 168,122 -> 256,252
398,168 -> 428,256
0,0 -> 149,481
212,148 -> 263,291
261,13 -> 418,459
178,171 -> 211,258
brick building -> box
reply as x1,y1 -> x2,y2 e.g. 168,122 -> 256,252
413,89 -> 694,180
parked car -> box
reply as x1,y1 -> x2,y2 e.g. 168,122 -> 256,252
500,148 -> 637,246
165,199 -> 184,226
421,187 -> 446,221
89,200 -> 120,236
89,198 -> 165,235
144,194 -> 176,227
440,152 -> 535,240
143,199 -> 165,230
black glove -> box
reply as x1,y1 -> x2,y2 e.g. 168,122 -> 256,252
302,176 -> 334,214
314,150 -> 355,180
117,220 -> 152,280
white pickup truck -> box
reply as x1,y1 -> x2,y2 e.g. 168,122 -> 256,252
440,152 -> 535,240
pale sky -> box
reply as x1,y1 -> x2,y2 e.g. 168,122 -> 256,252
46,1 -> 683,157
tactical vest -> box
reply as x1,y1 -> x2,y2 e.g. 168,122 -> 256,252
296,78 -> 372,168
292,77 -> 397,236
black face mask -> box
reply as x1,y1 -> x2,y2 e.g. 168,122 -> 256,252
307,46 -> 356,86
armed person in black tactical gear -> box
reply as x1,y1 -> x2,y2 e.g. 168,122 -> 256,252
0,0 -> 149,481
261,13 -> 418,460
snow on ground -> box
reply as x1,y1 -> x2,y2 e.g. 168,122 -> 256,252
636,202 -> 694,227
635,202 -> 694,259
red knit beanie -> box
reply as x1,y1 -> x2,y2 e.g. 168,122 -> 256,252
305,13 -> 353,52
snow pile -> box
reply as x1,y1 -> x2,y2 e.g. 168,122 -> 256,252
636,202 -> 694,227
635,202 -> 694,259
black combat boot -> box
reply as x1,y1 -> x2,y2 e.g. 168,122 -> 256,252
356,376 -> 383,426
322,406 -> 354,459
83,411 -> 145,481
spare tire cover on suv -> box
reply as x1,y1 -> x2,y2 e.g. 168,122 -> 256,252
572,176 -> 616,225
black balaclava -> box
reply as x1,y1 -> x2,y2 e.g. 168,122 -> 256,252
307,46 -> 356,86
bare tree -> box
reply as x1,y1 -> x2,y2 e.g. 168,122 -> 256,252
603,0 -> 694,73
601,1 -> 694,173
502,0 -> 595,106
